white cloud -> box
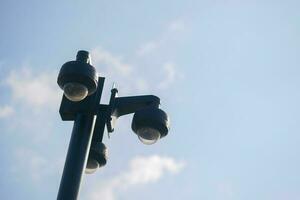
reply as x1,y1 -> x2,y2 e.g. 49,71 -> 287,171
6,68 -> 60,108
158,62 -> 183,90
91,19 -> 186,93
135,78 -> 149,92
168,19 -> 186,32
91,48 -> 132,77
91,46 -> 183,93
137,19 -> 186,56
121,155 -> 184,186
12,148 -> 48,182
137,41 -> 159,56
11,147 -> 64,184
2,67 -> 61,142
133,19 -> 186,90
91,47 -> 150,94
0,105 -> 14,118
87,155 -> 185,200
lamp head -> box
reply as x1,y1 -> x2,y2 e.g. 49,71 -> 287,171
85,142 -> 108,174
132,108 -> 170,145
57,50 -> 98,102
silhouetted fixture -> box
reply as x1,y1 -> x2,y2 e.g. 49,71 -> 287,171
56,50 -> 170,200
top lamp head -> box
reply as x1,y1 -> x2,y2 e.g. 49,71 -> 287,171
57,50 -> 98,102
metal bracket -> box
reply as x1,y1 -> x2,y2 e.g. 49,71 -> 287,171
104,88 -> 161,133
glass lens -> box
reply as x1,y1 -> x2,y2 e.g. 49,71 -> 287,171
137,127 -> 160,145
85,159 -> 99,174
63,82 -> 88,102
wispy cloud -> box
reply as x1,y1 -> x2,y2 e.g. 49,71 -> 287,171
136,41 -> 159,56
5,68 -> 60,108
91,46 -> 183,94
87,155 -> 185,200
3,68 -> 64,185
135,78 -> 149,92
134,19 -> 186,91
91,48 -> 132,77
158,62 -> 184,90
12,148 -> 48,182
11,147 -> 64,184
2,67 -> 61,142
168,19 -> 186,32
0,105 -> 14,118
91,47 -> 149,94
137,19 -> 187,56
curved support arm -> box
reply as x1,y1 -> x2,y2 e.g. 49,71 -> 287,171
112,95 -> 160,117
94,87 -> 161,134
104,91 -> 160,133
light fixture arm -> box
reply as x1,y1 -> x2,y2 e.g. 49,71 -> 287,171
113,95 -> 160,117
102,88 -> 160,133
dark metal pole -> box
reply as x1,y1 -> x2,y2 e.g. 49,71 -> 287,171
57,113 -> 96,200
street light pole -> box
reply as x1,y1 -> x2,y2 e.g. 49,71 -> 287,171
56,50 -> 170,200
57,114 -> 95,200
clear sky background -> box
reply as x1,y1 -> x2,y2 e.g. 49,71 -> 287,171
0,0 -> 300,199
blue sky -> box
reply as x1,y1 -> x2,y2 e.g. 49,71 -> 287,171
1,0 -> 300,199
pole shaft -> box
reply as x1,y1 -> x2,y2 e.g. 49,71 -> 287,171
57,114 -> 95,200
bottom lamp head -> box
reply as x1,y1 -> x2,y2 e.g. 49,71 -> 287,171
85,142 -> 108,174
85,158 -> 99,174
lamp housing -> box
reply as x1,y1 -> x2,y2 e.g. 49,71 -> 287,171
85,142 -> 108,174
57,50 -> 98,101
132,108 -> 170,144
